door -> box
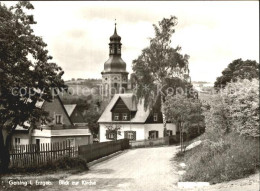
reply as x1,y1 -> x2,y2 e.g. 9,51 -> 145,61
36,139 -> 40,153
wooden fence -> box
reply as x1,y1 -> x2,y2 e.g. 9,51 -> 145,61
78,139 -> 129,163
9,141 -> 77,168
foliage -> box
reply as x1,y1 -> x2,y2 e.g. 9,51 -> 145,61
84,104 -> 101,138
203,79 -> 259,138
0,1 -> 66,172
132,16 -> 191,109
176,133 -> 259,183
164,94 -> 205,135
9,156 -> 88,173
214,59 -> 259,89
177,79 -> 260,183
222,79 -> 259,137
132,16 -> 192,137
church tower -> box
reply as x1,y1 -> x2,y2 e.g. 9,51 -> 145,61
101,23 -> 128,98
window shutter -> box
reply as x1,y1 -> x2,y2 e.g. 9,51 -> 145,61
106,130 -> 108,139
114,131 -> 117,140
133,131 -> 136,141
156,131 -> 158,138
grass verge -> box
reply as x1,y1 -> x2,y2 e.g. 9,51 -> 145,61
175,133 -> 259,184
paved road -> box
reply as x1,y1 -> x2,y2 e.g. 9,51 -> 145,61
43,146 -> 180,191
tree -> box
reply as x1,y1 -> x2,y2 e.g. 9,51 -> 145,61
164,94 -> 204,152
83,106 -> 101,138
0,1 -> 66,172
204,79 -> 259,139
214,59 -> 259,89
132,16 -> 192,136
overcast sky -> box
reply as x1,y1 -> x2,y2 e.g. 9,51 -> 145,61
5,1 -> 259,82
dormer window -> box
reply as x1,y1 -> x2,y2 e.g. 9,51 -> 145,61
122,113 -> 128,120
55,114 -> 63,124
153,113 -> 158,122
114,113 -> 119,121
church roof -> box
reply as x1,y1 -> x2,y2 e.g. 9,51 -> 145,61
103,56 -> 127,73
110,24 -> 121,41
102,23 -> 127,74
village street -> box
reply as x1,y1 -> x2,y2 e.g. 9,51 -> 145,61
39,146 -> 180,191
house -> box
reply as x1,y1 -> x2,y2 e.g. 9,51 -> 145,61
12,96 -> 93,148
98,94 -> 177,142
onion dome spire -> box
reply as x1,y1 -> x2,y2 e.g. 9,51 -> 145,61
110,20 -> 121,42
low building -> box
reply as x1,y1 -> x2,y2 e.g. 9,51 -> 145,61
12,96 -> 93,148
98,94 -> 177,142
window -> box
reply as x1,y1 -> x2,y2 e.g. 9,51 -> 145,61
149,131 -> 159,139
106,130 -> 116,140
167,130 -> 173,136
108,133 -> 115,139
55,114 -> 63,124
15,137 -> 20,145
114,113 -> 119,121
118,48 -> 121,54
153,113 -> 158,122
122,113 -> 128,120
128,132 -> 133,139
125,131 -> 136,140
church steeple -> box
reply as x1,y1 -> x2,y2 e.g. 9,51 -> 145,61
102,22 -> 126,73
109,21 -> 122,56
101,22 -> 129,98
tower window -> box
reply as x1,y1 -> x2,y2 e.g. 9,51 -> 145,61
114,77 -> 118,80
105,78 -> 108,81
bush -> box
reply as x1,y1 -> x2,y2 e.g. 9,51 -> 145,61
177,133 -> 259,183
9,156 -> 88,173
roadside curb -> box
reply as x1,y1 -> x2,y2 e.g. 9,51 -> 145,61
87,150 -> 125,168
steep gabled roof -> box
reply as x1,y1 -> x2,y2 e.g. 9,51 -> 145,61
64,104 -> 77,116
98,94 -> 150,123
110,94 -> 137,112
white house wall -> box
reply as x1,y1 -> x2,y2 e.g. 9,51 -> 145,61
99,123 -> 176,142
12,133 -> 30,146
99,123 -> 145,142
144,123 -> 176,139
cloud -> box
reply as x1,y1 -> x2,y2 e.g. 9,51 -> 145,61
3,1 -> 259,83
